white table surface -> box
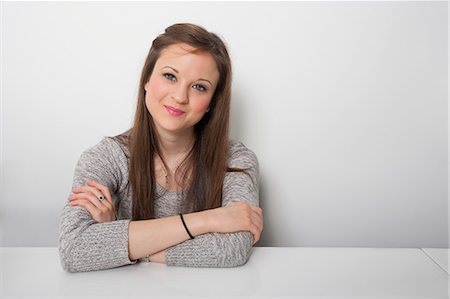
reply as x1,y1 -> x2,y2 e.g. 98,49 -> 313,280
423,248 -> 449,275
1,247 -> 448,298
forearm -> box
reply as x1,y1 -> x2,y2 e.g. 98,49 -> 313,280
128,209 -> 213,260
166,231 -> 253,267
59,205 -> 135,272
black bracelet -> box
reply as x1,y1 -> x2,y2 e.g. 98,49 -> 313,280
179,213 -> 195,239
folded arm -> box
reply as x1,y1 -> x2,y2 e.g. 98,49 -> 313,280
163,142 -> 261,267
59,137 -> 134,272
60,139 -> 261,272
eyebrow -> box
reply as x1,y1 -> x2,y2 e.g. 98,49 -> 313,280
162,66 -> 213,86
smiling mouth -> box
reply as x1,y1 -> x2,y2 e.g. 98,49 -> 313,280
164,105 -> 185,116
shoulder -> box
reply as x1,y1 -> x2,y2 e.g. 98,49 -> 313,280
109,130 -> 131,158
81,136 -> 124,158
73,133 -> 130,188
227,140 -> 259,169
77,132 -> 129,168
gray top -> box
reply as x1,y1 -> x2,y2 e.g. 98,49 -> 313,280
58,136 -> 259,272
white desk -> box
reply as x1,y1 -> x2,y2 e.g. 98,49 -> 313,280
1,247 -> 448,298
423,248 -> 449,275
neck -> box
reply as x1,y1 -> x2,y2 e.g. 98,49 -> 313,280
157,129 -> 195,160
155,128 -> 195,188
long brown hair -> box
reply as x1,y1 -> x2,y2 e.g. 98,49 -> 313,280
124,23 -> 234,220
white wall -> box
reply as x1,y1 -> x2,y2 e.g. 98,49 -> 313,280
1,1 -> 448,247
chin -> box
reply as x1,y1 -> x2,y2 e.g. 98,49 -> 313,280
159,123 -> 189,134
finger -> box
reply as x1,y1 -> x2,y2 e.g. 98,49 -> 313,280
69,193 -> 104,211
85,181 -> 113,211
237,203 -> 259,230
250,213 -> 263,239
70,197 -> 115,223
71,187 -> 84,194
73,185 -> 105,201
249,209 -> 263,238
250,205 -> 262,215
72,185 -> 112,210
252,207 -> 263,225
250,206 -> 263,229
69,192 -> 106,210
249,224 -> 261,244
243,204 -> 262,225
243,212 -> 260,240
251,212 -> 263,233
87,179 -> 113,205
69,198 -> 94,211
69,199 -> 100,220
252,219 -> 262,241
253,235 -> 260,246
70,186 -> 114,215
252,233 -> 259,245
70,199 -> 90,207
231,202 -> 261,244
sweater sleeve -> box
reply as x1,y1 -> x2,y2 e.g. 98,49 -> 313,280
58,137 -> 137,273
165,141 -> 259,267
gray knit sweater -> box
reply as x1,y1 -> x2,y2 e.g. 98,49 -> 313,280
58,135 -> 259,272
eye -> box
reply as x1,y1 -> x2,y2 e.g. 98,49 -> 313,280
193,84 -> 208,93
163,73 -> 176,81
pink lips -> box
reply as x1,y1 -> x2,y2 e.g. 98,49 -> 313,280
164,105 -> 185,117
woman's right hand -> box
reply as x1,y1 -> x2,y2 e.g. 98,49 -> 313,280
210,201 -> 263,245
68,179 -> 116,223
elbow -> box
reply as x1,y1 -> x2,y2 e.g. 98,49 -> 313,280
220,232 -> 253,268
58,231 -> 72,272
58,235 -> 88,273
229,250 -> 251,267
58,241 -> 80,273
58,246 -> 75,273
59,245 -> 93,273
58,206 -> 84,273
58,208 -> 96,273
61,261 -> 77,273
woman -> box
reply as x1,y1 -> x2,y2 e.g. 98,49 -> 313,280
59,23 -> 263,272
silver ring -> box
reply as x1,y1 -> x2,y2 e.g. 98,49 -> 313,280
98,194 -> 105,202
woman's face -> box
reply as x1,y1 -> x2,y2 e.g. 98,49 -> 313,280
144,43 -> 220,137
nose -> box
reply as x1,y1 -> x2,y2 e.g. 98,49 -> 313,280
171,85 -> 189,104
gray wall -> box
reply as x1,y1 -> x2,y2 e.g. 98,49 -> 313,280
1,1 -> 448,248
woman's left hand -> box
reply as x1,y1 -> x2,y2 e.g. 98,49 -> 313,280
68,179 -> 116,223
